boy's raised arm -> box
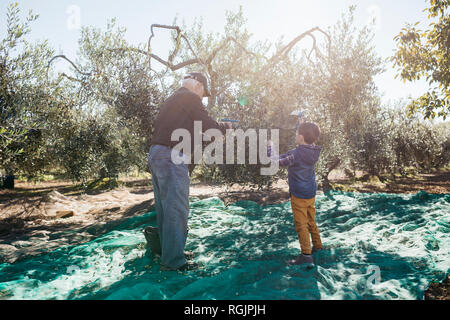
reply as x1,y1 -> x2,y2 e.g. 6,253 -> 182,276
267,144 -> 295,167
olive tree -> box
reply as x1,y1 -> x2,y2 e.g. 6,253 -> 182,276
0,3 -> 61,178
391,0 -> 449,119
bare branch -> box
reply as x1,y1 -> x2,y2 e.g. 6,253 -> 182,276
46,54 -> 92,88
106,47 -> 201,71
269,27 -> 330,64
148,24 -> 207,72
206,36 -> 263,65
306,33 -> 317,60
47,55 -> 91,76
315,27 -> 332,47
59,72 -> 85,83
46,22 -> 331,111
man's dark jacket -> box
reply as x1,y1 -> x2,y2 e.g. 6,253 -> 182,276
151,87 -> 226,163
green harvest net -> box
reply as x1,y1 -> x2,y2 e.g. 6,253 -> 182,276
0,191 -> 449,300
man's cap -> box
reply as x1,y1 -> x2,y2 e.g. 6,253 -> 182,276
184,72 -> 211,97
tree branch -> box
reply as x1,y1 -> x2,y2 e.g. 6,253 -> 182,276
46,23 -> 331,110
106,47 -> 201,71
206,36 -> 263,65
148,24 -> 206,71
269,27 -> 330,64
47,55 -> 91,77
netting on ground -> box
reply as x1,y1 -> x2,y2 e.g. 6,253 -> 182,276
0,191 -> 449,300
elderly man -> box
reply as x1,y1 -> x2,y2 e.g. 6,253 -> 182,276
147,72 -> 228,271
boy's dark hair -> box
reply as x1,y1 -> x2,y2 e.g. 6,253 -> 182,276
297,122 -> 321,144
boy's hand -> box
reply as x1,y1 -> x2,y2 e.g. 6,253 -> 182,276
267,140 -> 279,158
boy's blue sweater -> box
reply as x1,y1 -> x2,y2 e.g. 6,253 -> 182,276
285,144 -> 322,199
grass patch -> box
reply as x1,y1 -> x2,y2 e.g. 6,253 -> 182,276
330,183 -> 358,192
84,178 -> 121,192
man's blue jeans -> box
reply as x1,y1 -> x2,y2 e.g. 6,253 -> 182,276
147,144 -> 190,269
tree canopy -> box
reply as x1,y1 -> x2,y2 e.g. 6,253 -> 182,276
391,0 -> 449,120
1,3 -> 449,188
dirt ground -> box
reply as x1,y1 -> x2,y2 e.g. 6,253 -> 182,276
424,274 -> 450,300
0,170 -> 449,299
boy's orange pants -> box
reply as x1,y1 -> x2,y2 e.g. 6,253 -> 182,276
290,194 -> 322,255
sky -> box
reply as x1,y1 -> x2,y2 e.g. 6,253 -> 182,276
0,0 -> 433,106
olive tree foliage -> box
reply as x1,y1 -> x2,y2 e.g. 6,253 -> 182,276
308,5 -> 449,181
176,7 -> 449,187
391,0 -> 449,120
0,3 -> 164,182
48,7 -> 332,188
384,108 -> 450,173
0,3 -> 67,177
42,5 -> 449,186
47,19 -> 164,181
173,7 -> 388,188
301,7 -> 385,186
114,6 -> 448,188
0,3 -> 150,182
170,8 -> 334,189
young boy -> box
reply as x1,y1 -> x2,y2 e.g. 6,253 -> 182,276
268,120 -> 323,265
